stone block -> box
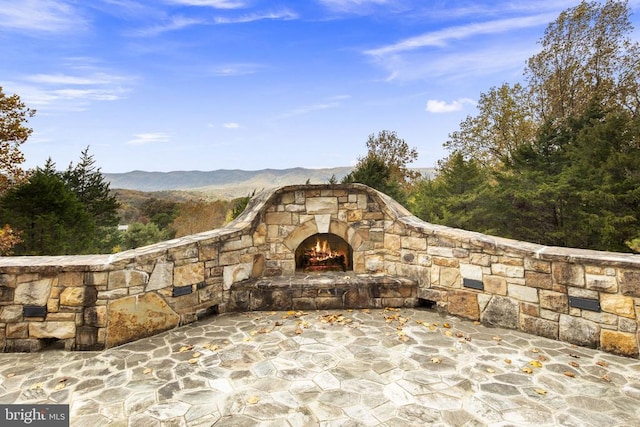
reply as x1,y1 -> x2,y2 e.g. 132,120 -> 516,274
84,306 -> 107,327
15,278 -> 52,305
620,271 -> 640,297
559,315 -> 599,348
98,288 -> 128,300
6,322 -> 28,338
427,246 -> 453,257
85,272 -> 108,286
306,197 -> 338,214
460,264 -> 483,281
292,298 -> 317,310
447,290 -> 479,320
344,287 -> 370,308
600,294 -> 635,318
491,264 -> 524,278
520,302 -> 539,317
438,267 -> 461,288
418,288 -> 447,302
108,270 -> 149,290
265,211 -> 292,225
223,263 -> 253,290
586,274 -> 618,293
483,276 -> 507,295
581,310 -> 618,326
600,330 -> 638,357
520,315 -> 558,340
507,284 -> 538,303
402,237 -> 427,251
316,297 -> 343,310
525,271 -> 552,289
481,296 -> 518,329
0,286 -> 14,302
553,262 -> 585,287
29,321 -> 76,339
58,272 -> 83,287
106,292 -> 179,348
539,290 -> 568,313
174,263 -> 204,287
60,287 -> 85,307
147,261 -> 174,291
0,305 -> 22,323
524,258 -> 551,273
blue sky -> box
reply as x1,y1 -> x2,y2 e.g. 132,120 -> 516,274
2,0 -> 639,173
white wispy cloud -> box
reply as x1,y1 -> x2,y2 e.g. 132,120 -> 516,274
127,133 -> 171,145
279,95 -> 350,119
213,10 -> 298,24
426,98 -> 475,113
166,0 -> 246,8
0,0 -> 87,33
317,0 -> 399,14
223,122 -> 240,129
365,13 -> 557,57
133,15 -> 206,36
210,63 -> 266,77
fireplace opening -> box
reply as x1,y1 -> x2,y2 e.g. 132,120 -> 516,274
295,233 -> 353,272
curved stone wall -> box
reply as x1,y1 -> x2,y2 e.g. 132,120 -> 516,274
0,184 -> 639,357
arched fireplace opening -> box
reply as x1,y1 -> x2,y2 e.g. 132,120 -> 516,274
295,233 -> 353,272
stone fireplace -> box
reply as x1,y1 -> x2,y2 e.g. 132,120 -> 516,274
295,233 -> 352,272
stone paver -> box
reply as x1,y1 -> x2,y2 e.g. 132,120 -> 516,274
1,308 -> 639,426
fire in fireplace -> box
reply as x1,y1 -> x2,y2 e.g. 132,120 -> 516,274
295,233 -> 352,272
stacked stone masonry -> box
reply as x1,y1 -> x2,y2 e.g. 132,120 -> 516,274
0,184 -> 639,358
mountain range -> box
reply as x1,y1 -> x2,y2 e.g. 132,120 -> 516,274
103,167 -> 434,199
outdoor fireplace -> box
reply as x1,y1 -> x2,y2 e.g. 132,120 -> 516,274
295,233 -> 353,272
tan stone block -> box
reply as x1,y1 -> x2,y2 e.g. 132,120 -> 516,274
553,262 -> 585,287
174,263 -> 204,287
447,290 -> 479,320
0,305 -> 22,323
347,210 -> 363,222
433,257 -> 459,268
15,278 -> 52,305
265,211 -> 292,225
601,329 -> 638,357
6,322 -> 28,338
524,258 -> 551,273
497,256 -> 523,266
439,267 -> 461,288
581,310 -> 618,326
84,306 -> 107,327
108,270 -> 149,290
401,236 -> 426,251
586,274 -> 618,293
47,298 -> 59,313
58,272 -> 84,287
491,264 -> 524,278
46,312 -> 76,321
539,290 -> 568,312
85,272 -> 108,286
427,246 -> 453,257
29,321 -> 75,339
600,294 -> 635,318
520,315 -> 558,340
105,292 -> 179,347
306,197 -> 338,214
520,302 -> 539,317
470,253 -> 491,267
484,276 -> 507,295
619,270 -> 640,298
60,287 -> 85,307
525,271 -> 552,289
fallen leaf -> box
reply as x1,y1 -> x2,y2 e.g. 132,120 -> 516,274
274,321 -> 283,327
569,353 -> 580,359
250,330 -> 258,336
534,388 -> 547,395
416,320 -> 425,325
522,367 -> 533,374
563,371 -> 575,378
29,383 -> 43,390
294,328 -> 303,335
430,357 -> 442,364
455,332 -> 464,338
601,374 -> 611,382
257,328 -> 271,334
188,358 -> 199,364
443,323 -> 451,328
444,330 -> 454,337
242,336 -> 252,342
247,396 -> 260,404
143,368 -> 153,375
504,359 -> 512,364
473,321 -> 481,325
486,368 -> 496,373
596,360 -> 608,367
54,382 -> 66,391
286,311 -> 296,316
428,325 -> 437,331
531,348 -> 540,353
492,336 -> 502,342
192,352 -> 201,358
178,345 -> 194,353
529,360 -> 543,369
568,361 -> 579,368
538,355 -> 548,362
361,308 -> 370,313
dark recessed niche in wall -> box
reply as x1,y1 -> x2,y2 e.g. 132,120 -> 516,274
569,296 -> 601,312
463,278 -> 484,291
172,285 -> 193,297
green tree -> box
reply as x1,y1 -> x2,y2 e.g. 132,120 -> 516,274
342,154 -> 405,204
363,130 -> 419,186
0,168 -> 95,255
120,222 -> 169,250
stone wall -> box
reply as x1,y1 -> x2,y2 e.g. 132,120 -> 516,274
0,184 -> 639,357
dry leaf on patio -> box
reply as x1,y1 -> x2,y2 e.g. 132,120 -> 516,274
54,382 -> 66,391
486,368 -> 496,373
178,345 -> 194,353
531,348 -> 539,353
522,367 -> 533,374
568,361 -> 579,368
243,336 -> 252,342
529,360 -> 543,369
192,352 -> 201,358
428,325 -> 437,331
444,330 -> 454,337
7,373 -> 15,378
538,355 -> 548,362
443,323 -> 451,328
596,360 -> 608,367
29,383 -> 43,390
504,359 -> 512,364
534,388 -> 547,395
286,311 -> 296,316
568,353 -> 581,359
416,320 -> 425,325
430,357 -> 442,364
188,358 -> 199,364
601,374 -> 611,382
247,396 -> 260,404
361,308 -> 370,313
143,368 -> 153,375
492,336 -> 502,342
563,371 -> 575,378
294,328 -> 303,335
